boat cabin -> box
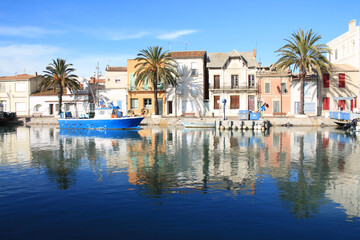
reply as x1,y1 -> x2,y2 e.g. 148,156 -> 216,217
94,107 -> 122,119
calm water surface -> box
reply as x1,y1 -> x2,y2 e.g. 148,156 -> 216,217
1,126 -> 360,239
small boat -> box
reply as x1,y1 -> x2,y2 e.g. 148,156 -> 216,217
329,111 -> 360,128
0,103 -> 17,125
182,122 -> 215,128
58,105 -> 144,130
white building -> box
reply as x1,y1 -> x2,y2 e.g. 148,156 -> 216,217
290,74 -> 319,115
327,19 -> 360,69
101,66 -> 128,113
166,51 -> 208,116
207,49 -> 258,117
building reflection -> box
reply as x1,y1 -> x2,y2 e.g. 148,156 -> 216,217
1,125 -> 360,218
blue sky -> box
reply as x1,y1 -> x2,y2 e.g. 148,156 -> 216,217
0,0 -> 359,77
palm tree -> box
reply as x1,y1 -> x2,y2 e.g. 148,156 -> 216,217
40,58 -> 80,115
274,29 -> 331,114
134,46 -> 179,115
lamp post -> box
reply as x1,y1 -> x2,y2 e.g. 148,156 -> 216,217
222,99 -> 227,120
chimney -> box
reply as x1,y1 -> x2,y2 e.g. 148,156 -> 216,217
253,49 -> 256,59
349,19 -> 356,31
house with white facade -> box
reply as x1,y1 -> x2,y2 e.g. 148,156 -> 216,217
0,74 -> 42,116
207,49 -> 258,117
290,74 -> 319,115
166,51 -> 208,117
101,66 -> 128,113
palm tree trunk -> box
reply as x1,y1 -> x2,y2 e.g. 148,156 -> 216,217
58,84 -> 63,115
299,74 -> 305,115
154,73 -> 159,115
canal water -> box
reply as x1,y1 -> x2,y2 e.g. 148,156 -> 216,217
1,126 -> 360,239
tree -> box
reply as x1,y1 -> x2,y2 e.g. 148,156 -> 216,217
134,46 -> 179,115
274,29 -> 331,114
40,58 -> 80,115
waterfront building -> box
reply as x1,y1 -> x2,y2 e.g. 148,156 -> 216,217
127,59 -> 166,116
207,49 -> 258,117
320,64 -> 359,115
290,74 -> 319,115
257,67 -> 292,116
0,74 -> 42,116
167,50 -> 208,117
102,66 -> 128,114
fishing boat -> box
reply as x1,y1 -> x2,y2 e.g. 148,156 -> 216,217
58,105 -> 144,130
182,122 -> 215,128
329,111 -> 360,128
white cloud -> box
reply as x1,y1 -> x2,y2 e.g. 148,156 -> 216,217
108,31 -> 149,41
0,44 -> 63,76
157,30 -> 198,40
0,26 -> 63,38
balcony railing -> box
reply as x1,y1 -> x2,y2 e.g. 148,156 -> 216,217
209,84 -> 258,92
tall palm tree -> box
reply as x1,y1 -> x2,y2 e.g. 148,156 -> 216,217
274,29 -> 331,114
134,46 -> 179,115
40,58 -> 80,115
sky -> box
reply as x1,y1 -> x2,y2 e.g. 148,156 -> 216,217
0,0 -> 360,77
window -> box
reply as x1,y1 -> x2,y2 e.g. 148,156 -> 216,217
230,95 -> 239,109
191,62 -> 198,76
323,97 -> 330,110
15,83 -> 26,92
214,75 -> 220,89
265,82 -> 270,93
273,101 -> 280,113
214,96 -> 220,109
115,78 -> 121,83
248,95 -> 255,111
335,49 -> 338,60
16,102 -> 26,112
144,98 -> 152,109
231,75 -> 239,88
131,98 -> 138,109
323,73 -> 330,88
248,75 -> 255,88
0,83 -> 5,92
191,83 -> 197,95
339,73 -> 345,88
304,83 -> 311,97
338,100 -> 345,110
281,82 -> 287,93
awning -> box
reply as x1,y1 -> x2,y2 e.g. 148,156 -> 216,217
333,97 -> 356,100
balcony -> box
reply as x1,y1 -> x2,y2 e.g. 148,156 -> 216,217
209,84 -> 258,93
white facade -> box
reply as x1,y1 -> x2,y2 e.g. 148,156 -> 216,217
102,66 -> 128,113
290,77 -> 318,115
29,90 -> 90,117
208,50 -> 258,117
327,20 -> 360,69
166,51 -> 208,117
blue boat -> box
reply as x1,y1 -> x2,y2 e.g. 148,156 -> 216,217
58,105 -> 144,130
329,111 -> 360,128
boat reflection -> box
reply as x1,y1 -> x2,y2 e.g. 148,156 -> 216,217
59,128 -> 142,139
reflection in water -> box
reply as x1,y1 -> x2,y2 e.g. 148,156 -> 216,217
1,126 -> 360,220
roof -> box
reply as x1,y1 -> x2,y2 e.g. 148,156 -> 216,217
106,66 -> 127,72
169,51 -> 206,59
207,49 -> 256,68
31,88 -> 68,96
89,78 -> 106,84
331,64 -> 359,72
0,74 -> 36,81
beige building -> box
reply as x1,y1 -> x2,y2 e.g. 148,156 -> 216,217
0,74 -> 42,116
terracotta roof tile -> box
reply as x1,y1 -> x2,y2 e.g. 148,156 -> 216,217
169,51 -> 206,58
0,74 -> 35,81
106,66 -> 127,72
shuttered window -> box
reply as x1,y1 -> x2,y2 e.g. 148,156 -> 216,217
323,74 -> 330,88
322,97 -> 330,110
230,95 -> 239,109
214,96 -> 220,109
214,75 -> 220,89
339,73 -> 345,88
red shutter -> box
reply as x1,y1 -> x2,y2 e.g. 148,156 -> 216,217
323,97 -> 330,110
338,100 -> 345,110
339,73 -> 345,88
323,74 -> 330,88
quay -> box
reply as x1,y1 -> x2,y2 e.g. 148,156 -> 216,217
17,115 -> 337,128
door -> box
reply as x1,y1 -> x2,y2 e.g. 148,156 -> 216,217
157,99 -> 163,115
49,104 -> 54,115
167,101 -> 173,115
248,95 -> 255,111
294,102 -> 300,114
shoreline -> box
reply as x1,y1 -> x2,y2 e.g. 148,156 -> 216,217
16,115 -> 337,127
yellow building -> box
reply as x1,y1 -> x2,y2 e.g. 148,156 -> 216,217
127,59 -> 166,116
